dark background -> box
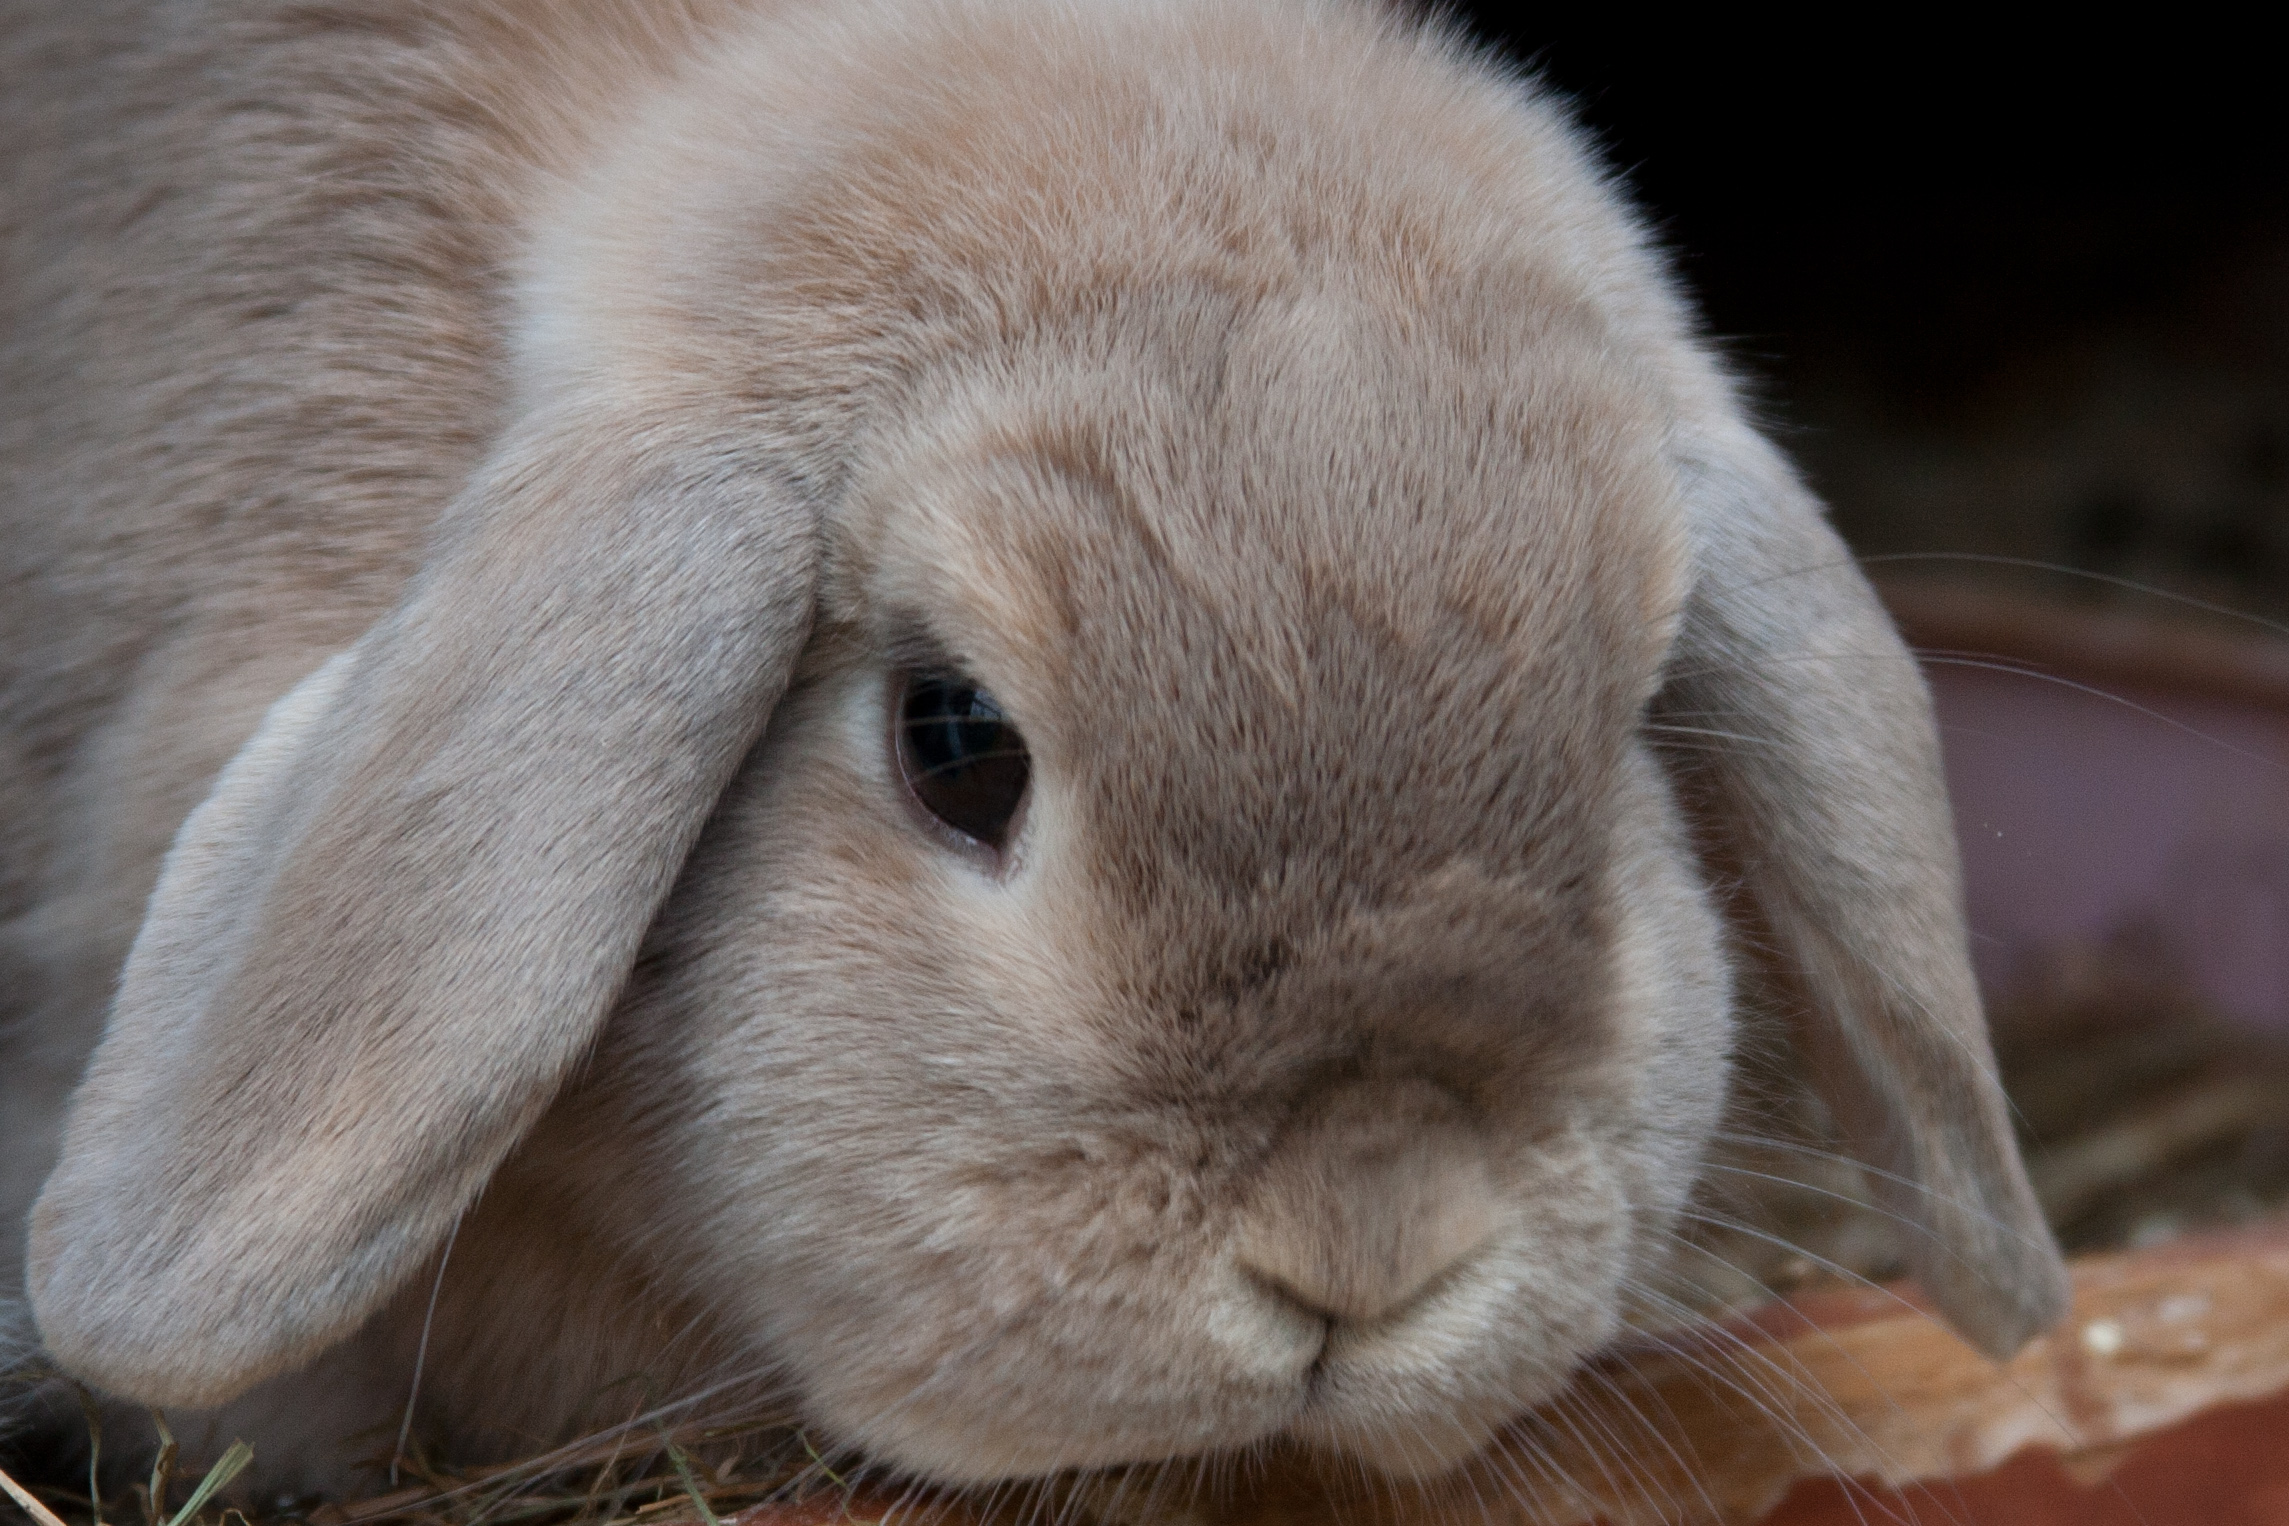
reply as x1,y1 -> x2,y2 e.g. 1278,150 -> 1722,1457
1447,11 -> 2289,617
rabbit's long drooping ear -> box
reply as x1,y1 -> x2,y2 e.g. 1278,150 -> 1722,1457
1663,417 -> 2069,1360
29,413 -> 817,1406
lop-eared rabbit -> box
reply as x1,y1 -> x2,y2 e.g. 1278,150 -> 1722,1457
1,0 -> 2067,1496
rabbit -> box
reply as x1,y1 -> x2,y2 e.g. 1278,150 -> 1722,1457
0,0 -> 2069,1499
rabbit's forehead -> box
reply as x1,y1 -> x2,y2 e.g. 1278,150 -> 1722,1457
845,293 -> 1687,892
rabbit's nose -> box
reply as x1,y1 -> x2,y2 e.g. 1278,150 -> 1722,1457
1233,1084 -> 1499,1328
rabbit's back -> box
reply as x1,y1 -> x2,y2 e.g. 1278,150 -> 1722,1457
0,0 -> 746,799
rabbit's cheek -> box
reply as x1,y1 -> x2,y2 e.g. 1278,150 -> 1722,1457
789,1257 -> 1312,1480
1600,747 -> 1739,1228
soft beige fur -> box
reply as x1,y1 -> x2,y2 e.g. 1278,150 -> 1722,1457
2,0 -> 2067,1495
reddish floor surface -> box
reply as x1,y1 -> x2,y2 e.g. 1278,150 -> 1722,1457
1763,1387 -> 2289,1525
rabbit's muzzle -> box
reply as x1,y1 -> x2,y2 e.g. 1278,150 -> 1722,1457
1232,1081 -> 1500,1332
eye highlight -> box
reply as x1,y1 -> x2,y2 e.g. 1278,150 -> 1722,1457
895,672 -> 1031,854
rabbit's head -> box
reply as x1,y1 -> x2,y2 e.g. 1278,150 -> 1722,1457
27,0 -> 2065,1484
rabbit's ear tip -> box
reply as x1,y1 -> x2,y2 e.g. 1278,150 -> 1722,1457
27,1207 -> 267,1400
26,1256 -> 250,1408
1921,1239 -> 2073,1362
32,1344 -> 257,1412
1897,1157 -> 2072,1360
29,1165 -> 443,1407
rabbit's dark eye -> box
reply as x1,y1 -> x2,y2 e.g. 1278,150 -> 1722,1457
896,672 -> 1030,853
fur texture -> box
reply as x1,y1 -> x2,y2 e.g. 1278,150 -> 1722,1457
2,0 -> 2068,1494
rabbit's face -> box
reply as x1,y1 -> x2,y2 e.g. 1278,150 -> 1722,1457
571,299 -> 1732,1479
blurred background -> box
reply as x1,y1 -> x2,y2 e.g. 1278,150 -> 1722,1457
1454,11 -> 2288,621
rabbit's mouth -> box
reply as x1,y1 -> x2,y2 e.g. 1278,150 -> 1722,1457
1268,1202 -> 1629,1479
781,1146 -> 1633,1489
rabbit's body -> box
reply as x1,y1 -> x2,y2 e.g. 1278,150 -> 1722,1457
4,0 -> 2065,1498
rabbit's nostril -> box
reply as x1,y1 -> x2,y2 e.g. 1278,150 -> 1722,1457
1234,1109 -> 1499,1329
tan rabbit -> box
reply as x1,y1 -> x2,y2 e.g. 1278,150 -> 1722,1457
1,0 -> 2066,1496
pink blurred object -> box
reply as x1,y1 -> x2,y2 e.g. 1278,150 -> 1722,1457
1884,584 -> 2289,1032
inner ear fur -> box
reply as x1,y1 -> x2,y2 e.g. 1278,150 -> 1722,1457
28,413 -> 818,1406
1659,419 -> 2068,1360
